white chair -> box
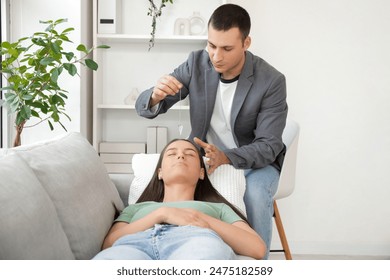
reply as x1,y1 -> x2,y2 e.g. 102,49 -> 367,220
271,119 -> 300,260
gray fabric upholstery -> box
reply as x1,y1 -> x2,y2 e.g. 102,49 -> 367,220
109,173 -> 133,207
0,155 -> 74,259
0,132 -> 253,260
0,132 -> 124,259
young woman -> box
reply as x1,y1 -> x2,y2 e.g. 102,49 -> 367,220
93,139 -> 266,260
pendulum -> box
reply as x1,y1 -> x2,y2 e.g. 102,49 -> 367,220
178,88 -> 183,135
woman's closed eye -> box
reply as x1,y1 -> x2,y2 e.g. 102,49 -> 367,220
165,146 -> 198,157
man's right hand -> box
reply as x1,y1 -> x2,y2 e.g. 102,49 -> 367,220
150,75 -> 183,107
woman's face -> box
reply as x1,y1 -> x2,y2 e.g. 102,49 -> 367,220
159,140 -> 204,185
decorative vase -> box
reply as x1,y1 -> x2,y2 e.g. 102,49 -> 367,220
189,12 -> 206,35
174,18 -> 190,35
124,87 -> 139,105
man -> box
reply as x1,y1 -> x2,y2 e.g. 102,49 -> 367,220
136,3 -> 287,259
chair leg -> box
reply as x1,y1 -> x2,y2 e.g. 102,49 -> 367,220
273,200 -> 292,260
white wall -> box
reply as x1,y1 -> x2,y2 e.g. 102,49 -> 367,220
7,0 -> 85,145
235,0 -> 390,256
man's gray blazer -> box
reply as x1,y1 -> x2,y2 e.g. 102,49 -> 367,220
136,50 -> 288,171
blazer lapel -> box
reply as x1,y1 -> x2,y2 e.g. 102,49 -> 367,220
231,52 -> 254,127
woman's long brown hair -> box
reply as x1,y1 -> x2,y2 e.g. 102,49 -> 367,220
136,139 -> 249,224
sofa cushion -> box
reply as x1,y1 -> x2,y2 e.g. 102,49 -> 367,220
129,153 -> 247,215
0,154 -> 74,259
2,132 -> 124,259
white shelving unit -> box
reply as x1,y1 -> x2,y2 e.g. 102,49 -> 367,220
92,0 -> 226,171
96,34 -> 208,43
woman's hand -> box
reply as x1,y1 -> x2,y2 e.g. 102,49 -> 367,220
187,209 -> 267,260
160,207 -> 210,228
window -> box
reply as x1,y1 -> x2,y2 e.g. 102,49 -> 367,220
0,0 -> 9,148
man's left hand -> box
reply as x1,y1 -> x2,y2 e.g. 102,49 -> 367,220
193,137 -> 231,174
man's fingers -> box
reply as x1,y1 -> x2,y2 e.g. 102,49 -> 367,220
193,137 -> 208,149
207,164 -> 216,175
166,75 -> 183,89
162,75 -> 183,93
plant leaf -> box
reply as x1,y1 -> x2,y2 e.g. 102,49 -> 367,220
60,110 -> 72,122
58,121 -> 68,132
31,110 -> 40,118
52,95 -> 65,106
58,92 -> 68,99
65,52 -> 74,61
0,86 -> 14,91
51,41 -> 61,54
76,44 -> 87,53
51,111 -> 59,122
40,57 -> 55,65
62,27 -> 74,34
39,20 -> 53,24
22,94 -> 34,100
9,99 -> 20,113
16,112 -> 25,125
54,18 -> 68,24
51,68 -> 59,82
85,59 -> 98,71
97,44 -> 110,49
48,120 -> 54,130
1,41 -> 12,49
4,92 -> 17,103
65,63 -> 77,76
20,105 -> 31,119
59,34 -> 72,42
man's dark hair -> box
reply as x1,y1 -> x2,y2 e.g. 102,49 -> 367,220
208,4 -> 251,41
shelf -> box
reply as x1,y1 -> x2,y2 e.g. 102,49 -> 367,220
97,34 -> 207,44
92,0 -> 223,149
97,104 -> 190,110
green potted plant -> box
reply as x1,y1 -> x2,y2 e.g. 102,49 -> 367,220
0,18 -> 109,147
148,0 -> 174,50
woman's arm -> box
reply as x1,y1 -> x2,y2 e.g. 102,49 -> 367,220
193,210 -> 266,260
102,207 -> 165,249
102,206 -> 265,259
102,207 -> 211,249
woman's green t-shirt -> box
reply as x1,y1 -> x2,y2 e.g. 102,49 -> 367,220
115,201 -> 243,225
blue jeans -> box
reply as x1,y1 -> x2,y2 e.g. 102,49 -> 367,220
93,224 -> 237,260
244,165 -> 279,260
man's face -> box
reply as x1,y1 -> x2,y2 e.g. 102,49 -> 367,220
207,26 -> 250,79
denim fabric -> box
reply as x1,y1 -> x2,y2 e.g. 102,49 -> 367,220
93,224 -> 237,260
244,165 -> 279,260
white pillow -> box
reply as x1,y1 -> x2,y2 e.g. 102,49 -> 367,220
128,154 -> 160,204
207,163 -> 247,215
129,153 -> 247,216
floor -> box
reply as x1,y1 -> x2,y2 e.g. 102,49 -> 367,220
269,253 -> 390,260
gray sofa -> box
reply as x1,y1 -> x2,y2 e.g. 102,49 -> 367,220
0,132 -> 253,260
0,132 -> 130,260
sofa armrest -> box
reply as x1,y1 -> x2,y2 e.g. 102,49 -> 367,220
109,174 -> 133,207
